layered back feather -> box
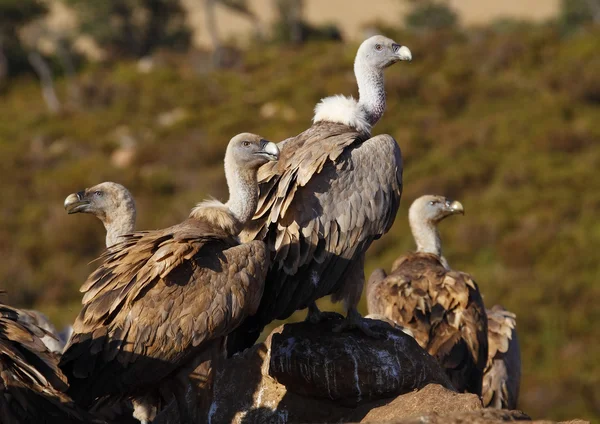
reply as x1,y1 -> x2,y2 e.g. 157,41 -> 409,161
482,305 -> 521,409
367,252 -> 488,395
0,303 -> 95,423
229,120 -> 403,352
60,217 -> 269,408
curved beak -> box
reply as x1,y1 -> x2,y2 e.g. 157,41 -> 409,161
449,200 -> 464,215
64,191 -> 89,214
393,44 -> 412,62
257,139 -> 279,161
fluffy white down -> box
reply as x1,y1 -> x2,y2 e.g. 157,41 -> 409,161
189,198 -> 240,236
312,95 -> 371,135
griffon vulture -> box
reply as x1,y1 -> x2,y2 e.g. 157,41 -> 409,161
367,195 -> 488,395
65,182 -> 156,423
482,305 -> 521,409
64,181 -> 136,248
59,134 -> 279,423
229,35 -> 412,353
0,299 -> 99,423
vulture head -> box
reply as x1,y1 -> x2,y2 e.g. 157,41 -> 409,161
192,133 -> 279,233
64,182 -> 136,247
408,195 -> 464,268
409,195 -> 464,225
356,35 -> 412,70
64,182 -> 135,222
225,133 -> 279,171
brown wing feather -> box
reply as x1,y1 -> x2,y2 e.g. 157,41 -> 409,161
482,305 -> 521,409
0,303 -> 96,423
60,218 -> 269,407
231,122 -> 402,351
366,252 -> 488,395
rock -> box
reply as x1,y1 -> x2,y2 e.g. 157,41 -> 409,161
260,102 -> 278,119
157,107 -> 188,128
111,146 -> 136,169
359,408 -> 590,424
137,57 -> 155,73
155,321 -> 586,424
358,383 -> 482,423
156,321 -> 465,424
110,126 -> 137,168
269,318 -> 454,406
259,102 -> 297,121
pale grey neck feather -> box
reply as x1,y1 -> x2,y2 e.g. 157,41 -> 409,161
410,218 -> 445,265
354,58 -> 385,126
103,203 -> 136,248
224,158 -> 258,226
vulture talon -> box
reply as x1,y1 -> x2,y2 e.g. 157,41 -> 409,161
333,309 -> 383,339
305,303 -> 344,324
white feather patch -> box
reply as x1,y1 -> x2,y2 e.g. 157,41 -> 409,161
189,199 -> 240,235
312,95 -> 371,135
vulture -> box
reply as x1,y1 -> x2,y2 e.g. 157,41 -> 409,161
59,134 -> 279,423
64,181 -> 136,249
0,298 -> 100,423
230,35 -> 412,352
482,305 -> 521,409
367,195 -> 488,396
65,182 -> 156,423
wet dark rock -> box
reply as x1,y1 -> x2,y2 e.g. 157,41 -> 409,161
269,318 -> 454,406
155,321 -> 587,424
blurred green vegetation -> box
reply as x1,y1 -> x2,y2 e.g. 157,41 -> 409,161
404,0 -> 459,32
560,0 -> 600,33
0,20 -> 599,422
0,0 -> 48,79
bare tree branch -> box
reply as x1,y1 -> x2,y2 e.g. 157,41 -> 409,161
28,51 -> 61,114
204,0 -> 223,67
217,0 -> 262,39
54,38 -> 80,106
0,35 -> 7,88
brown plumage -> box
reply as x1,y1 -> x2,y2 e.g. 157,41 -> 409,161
0,301 -> 99,423
18,309 -> 66,354
482,305 -> 521,409
367,195 -> 488,395
59,134 -> 278,422
66,181 -> 158,423
229,36 -> 411,352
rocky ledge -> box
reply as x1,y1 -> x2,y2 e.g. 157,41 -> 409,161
155,318 -> 589,424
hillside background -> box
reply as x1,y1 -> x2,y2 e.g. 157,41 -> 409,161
0,0 -> 598,422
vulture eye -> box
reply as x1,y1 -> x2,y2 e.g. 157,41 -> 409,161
94,191 -> 103,197
375,44 -> 383,51
242,141 -> 251,147
429,200 -> 436,206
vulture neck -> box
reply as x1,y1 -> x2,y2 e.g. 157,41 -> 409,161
410,218 -> 443,259
224,161 -> 258,230
355,59 -> 386,127
102,205 -> 136,248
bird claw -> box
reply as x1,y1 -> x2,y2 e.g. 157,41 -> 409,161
305,306 -> 344,324
332,314 -> 383,339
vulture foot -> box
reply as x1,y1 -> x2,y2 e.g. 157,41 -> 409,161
306,303 -> 344,324
333,309 -> 383,338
